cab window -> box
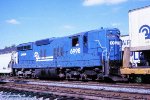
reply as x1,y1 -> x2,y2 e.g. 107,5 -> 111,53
83,36 -> 87,46
72,37 -> 79,47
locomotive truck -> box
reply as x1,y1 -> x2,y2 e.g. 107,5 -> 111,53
12,28 -> 122,81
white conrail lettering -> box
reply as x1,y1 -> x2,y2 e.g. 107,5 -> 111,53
21,53 -> 26,56
110,41 -> 120,45
70,48 -> 80,54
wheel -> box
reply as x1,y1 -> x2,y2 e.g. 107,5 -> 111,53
134,76 -> 142,83
81,73 -> 87,81
59,73 -> 65,80
66,73 -> 71,81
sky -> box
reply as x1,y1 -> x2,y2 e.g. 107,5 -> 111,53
0,0 -> 150,49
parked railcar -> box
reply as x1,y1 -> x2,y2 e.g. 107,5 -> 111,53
0,53 -> 12,75
0,52 -> 17,75
121,35 -> 141,67
0,46 -> 17,76
121,5 -> 150,83
13,28 -> 122,81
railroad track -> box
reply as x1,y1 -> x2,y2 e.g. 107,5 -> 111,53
0,77 -> 150,99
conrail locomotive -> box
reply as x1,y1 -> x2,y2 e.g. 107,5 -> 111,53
1,6 -> 150,83
10,28 -> 122,81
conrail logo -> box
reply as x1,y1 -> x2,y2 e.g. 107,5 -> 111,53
34,52 -> 53,61
139,25 -> 150,39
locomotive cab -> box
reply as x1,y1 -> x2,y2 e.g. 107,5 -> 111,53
66,28 -> 122,81
107,29 -> 122,76
98,29 -> 122,80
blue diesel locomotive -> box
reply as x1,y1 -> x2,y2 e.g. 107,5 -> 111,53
13,28 -> 122,80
